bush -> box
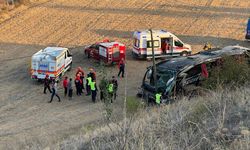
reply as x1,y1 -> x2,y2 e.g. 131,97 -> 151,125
202,56 -> 250,89
126,96 -> 143,115
59,86 -> 250,150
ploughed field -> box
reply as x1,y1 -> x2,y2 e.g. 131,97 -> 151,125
0,0 -> 249,149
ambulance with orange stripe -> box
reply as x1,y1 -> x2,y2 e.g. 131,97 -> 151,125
132,30 -> 192,59
31,47 -> 72,81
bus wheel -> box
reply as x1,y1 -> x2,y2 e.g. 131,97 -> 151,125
181,51 -> 188,56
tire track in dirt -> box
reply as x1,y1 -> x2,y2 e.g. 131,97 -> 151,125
0,0 -> 52,28
182,0 -> 214,34
0,9 -> 45,42
52,2 -> 95,46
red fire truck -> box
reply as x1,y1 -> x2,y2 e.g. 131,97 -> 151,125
84,41 -> 126,64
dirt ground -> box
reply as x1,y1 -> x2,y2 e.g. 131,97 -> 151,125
0,0 -> 249,149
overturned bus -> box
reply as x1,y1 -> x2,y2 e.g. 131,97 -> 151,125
137,45 -> 250,103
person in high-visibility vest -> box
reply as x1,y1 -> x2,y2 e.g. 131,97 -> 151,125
90,79 -> 98,103
107,82 -> 114,103
155,92 -> 162,105
86,74 -> 92,96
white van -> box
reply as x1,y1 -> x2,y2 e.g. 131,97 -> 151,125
132,30 -> 192,59
31,47 -> 72,80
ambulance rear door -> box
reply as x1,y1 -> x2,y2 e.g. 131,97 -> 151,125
37,60 -> 49,79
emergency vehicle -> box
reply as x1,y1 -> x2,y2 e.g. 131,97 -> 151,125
31,47 -> 72,80
132,30 -> 192,59
84,41 -> 126,64
245,18 -> 250,41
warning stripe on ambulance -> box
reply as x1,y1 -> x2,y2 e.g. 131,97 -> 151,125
31,65 -> 65,76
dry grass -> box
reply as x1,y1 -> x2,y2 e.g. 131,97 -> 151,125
59,85 -> 250,150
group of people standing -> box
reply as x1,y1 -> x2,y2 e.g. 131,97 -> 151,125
43,58 -> 125,103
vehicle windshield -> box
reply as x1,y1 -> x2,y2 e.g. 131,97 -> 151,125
156,69 -> 176,92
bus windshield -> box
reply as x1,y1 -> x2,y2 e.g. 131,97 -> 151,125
156,70 -> 176,92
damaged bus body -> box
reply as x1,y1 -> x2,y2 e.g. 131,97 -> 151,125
138,45 -> 250,104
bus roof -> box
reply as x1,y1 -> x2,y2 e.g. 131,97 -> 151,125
156,45 -> 249,72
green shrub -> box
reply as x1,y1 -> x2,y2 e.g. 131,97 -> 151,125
126,96 -> 143,115
202,56 -> 250,89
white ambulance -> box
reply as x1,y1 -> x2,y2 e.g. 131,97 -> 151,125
132,30 -> 192,59
31,47 -> 72,81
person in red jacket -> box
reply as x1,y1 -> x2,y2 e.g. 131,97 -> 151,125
76,67 -> 84,77
75,74 -> 82,96
63,76 -> 68,97
76,67 -> 85,92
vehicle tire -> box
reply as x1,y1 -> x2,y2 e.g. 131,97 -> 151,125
180,51 -> 188,56
87,52 -> 90,58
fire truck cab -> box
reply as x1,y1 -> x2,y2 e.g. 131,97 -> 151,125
132,30 -> 192,59
84,41 -> 126,64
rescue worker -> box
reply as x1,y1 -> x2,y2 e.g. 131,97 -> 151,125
76,67 -> 85,92
155,92 -> 162,106
86,74 -> 92,96
107,81 -> 114,103
76,67 -> 84,77
88,68 -> 96,81
67,78 -> 73,100
75,74 -> 82,96
203,42 -> 212,50
111,76 -> 118,100
43,74 -> 52,94
78,72 -> 84,94
118,58 -> 125,78
49,80 -> 61,103
162,39 -> 170,54
63,76 -> 68,97
90,79 -> 98,103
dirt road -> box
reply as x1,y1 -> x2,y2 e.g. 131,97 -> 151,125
0,0 -> 249,149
